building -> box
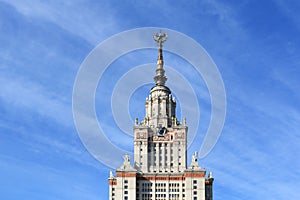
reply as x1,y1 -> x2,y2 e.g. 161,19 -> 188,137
108,32 -> 214,200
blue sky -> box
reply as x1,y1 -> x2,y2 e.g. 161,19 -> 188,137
0,0 -> 299,199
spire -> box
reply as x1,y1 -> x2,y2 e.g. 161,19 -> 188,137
208,171 -> 213,179
153,32 -> 168,86
109,170 -> 114,178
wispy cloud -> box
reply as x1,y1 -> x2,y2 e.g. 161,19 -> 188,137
1,0 -> 120,45
0,154 -> 103,199
0,75 -> 72,126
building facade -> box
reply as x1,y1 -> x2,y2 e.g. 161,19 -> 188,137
108,33 -> 214,200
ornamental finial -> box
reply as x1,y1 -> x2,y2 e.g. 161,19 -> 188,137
153,31 -> 168,47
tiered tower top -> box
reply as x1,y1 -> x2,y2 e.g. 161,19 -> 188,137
143,32 -> 176,128
133,32 -> 188,173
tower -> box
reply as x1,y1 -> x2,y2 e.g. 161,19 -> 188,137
108,33 -> 214,200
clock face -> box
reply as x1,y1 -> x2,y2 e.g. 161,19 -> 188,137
157,127 -> 167,136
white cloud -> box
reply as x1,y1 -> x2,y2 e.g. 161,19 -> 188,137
2,0 -> 120,45
0,154 -> 103,199
0,75 -> 73,127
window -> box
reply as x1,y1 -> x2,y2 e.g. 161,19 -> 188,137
193,180 -> 197,184
194,191 -> 197,195
193,185 -> 197,189
124,180 -> 128,184
124,196 -> 128,200
124,191 -> 128,194
124,185 -> 128,189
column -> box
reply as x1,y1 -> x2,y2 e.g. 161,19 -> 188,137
162,143 -> 165,171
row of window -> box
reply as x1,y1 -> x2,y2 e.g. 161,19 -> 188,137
169,183 -> 180,187
141,182 -> 153,187
146,142 -> 183,147
147,148 -> 182,152
124,179 -> 196,185
122,191 -> 193,196
155,183 -> 166,187
141,155 -> 182,160
120,193 -> 198,200
144,162 -> 182,167
141,188 -> 152,192
138,182 -> 185,187
120,196 -> 195,200
138,198 -> 179,200
138,189 -> 183,193
136,194 -> 183,198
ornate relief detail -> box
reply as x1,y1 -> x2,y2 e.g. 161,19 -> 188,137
151,90 -> 168,98
175,131 -> 185,139
136,131 -> 147,139
153,133 -> 170,141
